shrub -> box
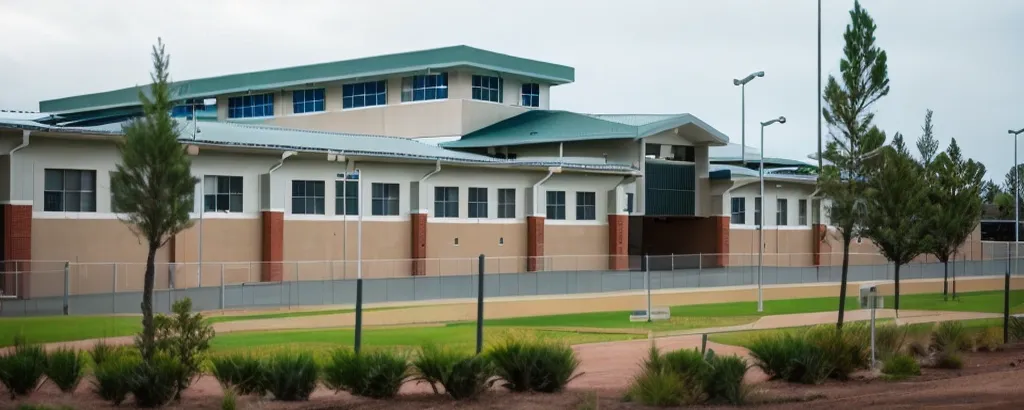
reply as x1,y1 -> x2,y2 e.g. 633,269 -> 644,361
625,348 -> 700,406
92,353 -> 140,405
805,324 -> 869,380
211,354 -> 266,396
789,340 -> 834,385
747,334 -> 797,380
323,348 -> 408,399
131,351 -> 186,408
89,340 -> 116,367
932,321 -> 971,353
264,351 -> 319,401
935,352 -> 964,370
411,344 -> 494,400
221,389 -> 237,410
153,298 -> 215,398
874,324 -> 908,360
881,354 -> 921,378
488,337 -> 581,393
704,350 -> 748,405
1010,316 -> 1024,342
974,327 -> 1003,352
16,405 -> 75,410
660,348 -> 710,384
45,348 -> 85,393
0,338 -> 48,398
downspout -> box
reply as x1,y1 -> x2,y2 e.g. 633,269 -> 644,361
418,160 -> 442,212
532,166 -> 561,216
7,130 -> 30,203
241,150 -> 295,284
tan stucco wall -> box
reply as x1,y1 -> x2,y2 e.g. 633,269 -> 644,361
282,220 -> 409,279
427,222 -> 527,274
172,218 -> 262,287
545,224 -> 608,271
729,228 -> 815,266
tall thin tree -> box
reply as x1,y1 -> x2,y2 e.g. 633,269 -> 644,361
819,0 -> 890,329
927,139 -> 985,300
862,133 -> 927,316
111,39 -> 199,361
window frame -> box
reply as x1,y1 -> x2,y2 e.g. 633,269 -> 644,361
292,88 -> 325,114
754,197 -> 762,226
776,198 -> 788,226
227,93 -> 275,119
203,175 -> 244,213
291,180 -> 326,215
342,80 -> 387,109
401,73 -> 448,102
335,180 -> 359,216
546,191 -> 566,220
371,183 -> 400,216
626,192 -> 635,214
798,199 -> 808,225
730,197 -> 746,224
434,186 -> 459,218
43,168 -> 97,213
521,83 -> 540,107
497,188 -> 516,219
468,187 -> 488,218
575,191 -> 596,221
471,75 -> 503,103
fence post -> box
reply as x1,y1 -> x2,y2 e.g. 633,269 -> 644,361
645,254 -> 651,323
476,254 -> 486,355
63,262 -> 70,316
220,264 -> 226,310
112,264 -> 117,314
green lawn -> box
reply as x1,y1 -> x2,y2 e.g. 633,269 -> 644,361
205,308 -> 356,324
886,290 -> 1024,314
0,316 -> 140,346
708,318 -> 1003,348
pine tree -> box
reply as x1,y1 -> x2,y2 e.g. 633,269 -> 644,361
862,133 -> 927,315
926,139 -> 985,300
819,0 -> 890,329
1003,164 -> 1024,217
917,109 -> 939,168
111,39 -> 199,361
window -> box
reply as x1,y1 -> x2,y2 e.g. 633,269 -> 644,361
204,175 -> 243,212
434,187 -> 459,218
342,80 -> 387,109
43,169 -> 96,212
627,193 -> 635,214
521,83 -> 540,107
671,145 -> 695,162
170,105 -> 194,118
730,197 -> 746,224
546,191 -> 566,220
109,171 -> 123,213
497,188 -> 515,219
754,197 -> 762,226
798,199 -> 808,225
335,180 -> 358,216
401,73 -> 448,102
227,93 -> 274,118
291,180 -> 325,215
576,192 -> 596,220
471,75 -> 503,103
468,187 -> 488,218
371,183 -> 400,216
776,198 -> 788,226
292,88 -> 325,114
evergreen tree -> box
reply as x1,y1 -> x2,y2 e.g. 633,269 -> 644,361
926,139 -> 985,299
981,180 -> 1002,204
1003,164 -> 1024,216
111,39 -> 198,361
917,109 -> 939,168
862,133 -> 927,315
819,0 -> 890,329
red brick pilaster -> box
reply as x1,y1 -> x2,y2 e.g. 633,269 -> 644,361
812,223 -> 830,266
411,212 -> 427,276
261,211 -> 284,281
608,214 -> 628,270
713,216 -> 730,267
2,204 -> 32,299
527,216 -> 545,272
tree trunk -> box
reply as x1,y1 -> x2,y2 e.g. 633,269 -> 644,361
942,261 -> 949,301
837,237 -> 852,330
140,242 -> 158,361
894,263 -> 901,317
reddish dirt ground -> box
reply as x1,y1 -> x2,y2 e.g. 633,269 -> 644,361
7,341 -> 1024,409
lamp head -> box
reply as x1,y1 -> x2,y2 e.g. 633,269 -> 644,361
1011,128 -> 1024,135
755,71 -> 765,78
778,116 -> 787,124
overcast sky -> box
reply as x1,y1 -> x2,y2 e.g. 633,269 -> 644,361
1,0 -> 1021,181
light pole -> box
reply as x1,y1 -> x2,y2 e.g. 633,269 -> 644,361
758,116 -> 787,312
1008,128 -> 1024,343
734,71 -> 765,166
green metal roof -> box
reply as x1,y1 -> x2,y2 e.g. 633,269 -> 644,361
39,45 -> 575,114
710,156 -> 815,167
440,110 -> 729,148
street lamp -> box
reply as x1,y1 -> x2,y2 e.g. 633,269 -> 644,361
757,116 -> 786,312
1007,127 -> 1024,343
734,71 -> 765,166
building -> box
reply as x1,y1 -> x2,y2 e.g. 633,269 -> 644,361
0,45 -> 982,302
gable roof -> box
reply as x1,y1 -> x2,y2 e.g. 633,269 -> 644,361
0,118 -> 636,174
440,110 -> 729,148
39,45 -> 575,114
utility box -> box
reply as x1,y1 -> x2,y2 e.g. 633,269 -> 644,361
630,307 -> 671,322
859,283 -> 884,309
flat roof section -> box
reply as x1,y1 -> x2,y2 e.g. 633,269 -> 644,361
39,45 -> 576,114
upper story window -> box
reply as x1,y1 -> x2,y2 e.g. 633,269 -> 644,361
292,88 -> 325,114
343,80 -> 387,109
730,197 -> 745,224
546,191 -> 566,220
371,183 -> 400,216
335,180 -> 358,216
434,187 -> 459,218
776,198 -> 788,226
204,175 -> 243,213
401,73 -> 448,102
292,180 -> 325,215
44,169 -> 96,212
498,188 -> 515,219
576,192 -> 596,221
798,199 -> 808,225
754,197 -> 762,226
521,83 -> 540,107
472,75 -> 503,103
468,187 -> 488,218
228,93 -> 274,118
